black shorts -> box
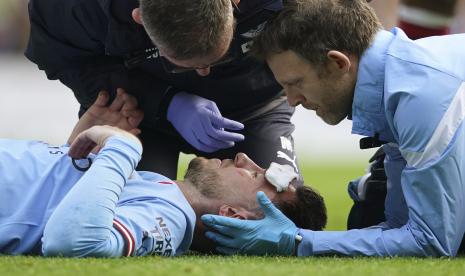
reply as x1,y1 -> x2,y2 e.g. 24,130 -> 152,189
137,99 -> 302,182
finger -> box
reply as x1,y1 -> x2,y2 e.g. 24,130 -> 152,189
208,128 -> 245,143
206,100 -> 222,115
192,129 -> 224,153
212,116 -> 244,131
124,110 -> 144,127
128,114 -> 144,128
256,191 -> 283,218
216,246 -> 239,256
195,139 -> 221,153
190,135 -> 218,153
68,144 -> 94,159
93,91 -> 110,107
91,145 -> 102,154
68,134 -> 96,158
109,88 -> 126,111
205,223 -> 242,237
205,231 -> 237,249
122,109 -> 143,118
121,93 -> 138,111
198,119 -> 236,148
201,214 -> 246,229
128,128 -> 141,136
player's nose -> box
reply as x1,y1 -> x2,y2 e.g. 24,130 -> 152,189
234,153 -> 264,172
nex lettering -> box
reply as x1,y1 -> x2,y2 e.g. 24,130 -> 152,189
151,217 -> 172,256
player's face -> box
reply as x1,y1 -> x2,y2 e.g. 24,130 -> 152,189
185,152 -> 297,253
186,153 -> 297,209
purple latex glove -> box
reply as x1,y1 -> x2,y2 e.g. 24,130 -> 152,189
167,92 -> 245,152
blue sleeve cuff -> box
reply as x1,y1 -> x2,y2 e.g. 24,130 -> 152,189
104,136 -> 142,162
296,229 -> 314,256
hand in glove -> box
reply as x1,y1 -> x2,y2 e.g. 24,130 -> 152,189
167,92 -> 245,152
201,191 -> 299,255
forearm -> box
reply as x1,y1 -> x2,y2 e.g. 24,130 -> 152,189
383,144 -> 409,228
126,68 -> 179,128
297,225 -> 426,257
299,150 -> 465,257
42,137 -> 142,257
26,3 -> 175,128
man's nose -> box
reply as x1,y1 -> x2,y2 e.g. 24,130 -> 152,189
196,67 -> 211,76
286,92 -> 304,107
234,153 -> 264,172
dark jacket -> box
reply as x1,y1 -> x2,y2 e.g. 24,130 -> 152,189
26,0 -> 284,129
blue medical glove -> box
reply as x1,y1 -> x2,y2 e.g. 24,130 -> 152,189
201,191 -> 299,255
167,92 -> 245,152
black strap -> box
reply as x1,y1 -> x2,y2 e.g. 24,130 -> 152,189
72,158 -> 93,172
359,133 -> 387,149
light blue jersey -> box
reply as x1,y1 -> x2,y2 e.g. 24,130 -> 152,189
0,137 -> 195,257
298,29 -> 465,257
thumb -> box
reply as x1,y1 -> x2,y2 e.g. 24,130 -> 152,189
256,191 -> 282,219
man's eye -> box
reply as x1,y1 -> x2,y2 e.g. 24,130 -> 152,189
253,172 -> 258,178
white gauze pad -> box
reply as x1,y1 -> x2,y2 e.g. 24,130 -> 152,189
265,162 -> 298,192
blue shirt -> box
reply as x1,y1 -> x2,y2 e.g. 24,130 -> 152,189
0,137 -> 196,257
297,28 -> 465,257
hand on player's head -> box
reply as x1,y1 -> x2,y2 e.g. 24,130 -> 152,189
68,125 -> 141,159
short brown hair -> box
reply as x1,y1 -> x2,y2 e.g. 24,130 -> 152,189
139,0 -> 233,60
275,186 -> 327,231
252,0 -> 381,67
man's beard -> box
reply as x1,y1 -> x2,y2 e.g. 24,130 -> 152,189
184,158 -> 223,199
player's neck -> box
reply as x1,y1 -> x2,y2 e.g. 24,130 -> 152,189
175,180 -> 221,217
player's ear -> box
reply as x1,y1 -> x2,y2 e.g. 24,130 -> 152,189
218,205 -> 257,219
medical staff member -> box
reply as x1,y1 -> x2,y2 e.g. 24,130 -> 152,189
202,0 -> 465,257
25,0 -> 302,180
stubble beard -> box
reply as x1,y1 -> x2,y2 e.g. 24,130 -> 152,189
184,158 -> 223,199
320,78 -> 354,125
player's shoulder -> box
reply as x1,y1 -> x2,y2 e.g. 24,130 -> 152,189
126,172 -> 188,207
137,171 -> 177,186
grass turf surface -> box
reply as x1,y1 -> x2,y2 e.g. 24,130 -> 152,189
1,160 -> 464,275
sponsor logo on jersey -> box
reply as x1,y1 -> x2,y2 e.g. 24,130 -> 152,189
280,136 -> 293,152
277,150 -> 299,173
138,216 -> 173,256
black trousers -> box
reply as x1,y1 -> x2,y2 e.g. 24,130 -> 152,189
136,100 -> 301,180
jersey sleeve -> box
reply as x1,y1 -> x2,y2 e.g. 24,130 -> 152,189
112,189 -> 194,257
42,136 -> 142,257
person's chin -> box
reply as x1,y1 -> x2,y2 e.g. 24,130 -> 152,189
320,112 -> 344,126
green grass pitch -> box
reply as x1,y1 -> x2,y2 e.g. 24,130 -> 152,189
1,160 -> 464,276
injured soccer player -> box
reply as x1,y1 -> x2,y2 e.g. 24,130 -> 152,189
0,90 -> 327,257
